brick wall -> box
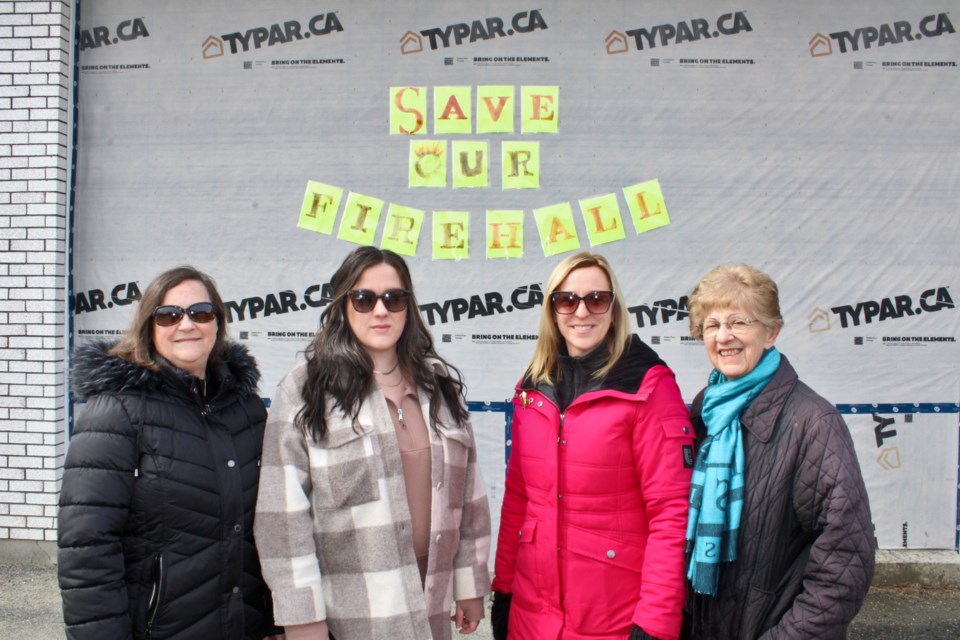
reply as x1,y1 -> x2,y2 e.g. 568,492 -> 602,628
0,1 -> 72,542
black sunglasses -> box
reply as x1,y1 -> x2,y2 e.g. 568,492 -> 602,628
550,290 -> 615,315
152,302 -> 218,327
347,288 -> 410,313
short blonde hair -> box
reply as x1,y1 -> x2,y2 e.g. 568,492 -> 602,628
687,264 -> 783,340
526,252 -> 631,385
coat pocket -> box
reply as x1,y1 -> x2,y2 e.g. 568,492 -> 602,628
566,525 -> 645,573
758,542 -> 814,633
438,423 -> 473,508
564,526 -> 645,632
513,519 -> 543,596
309,427 -> 382,510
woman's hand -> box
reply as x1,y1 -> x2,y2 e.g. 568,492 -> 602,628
452,596 -> 484,634
281,620 -> 328,639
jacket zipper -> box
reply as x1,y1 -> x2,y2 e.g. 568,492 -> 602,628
146,552 -> 165,638
556,411 -> 566,609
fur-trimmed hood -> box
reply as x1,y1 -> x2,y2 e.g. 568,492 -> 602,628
69,338 -> 262,401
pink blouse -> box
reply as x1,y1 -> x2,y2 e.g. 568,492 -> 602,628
380,376 -> 432,584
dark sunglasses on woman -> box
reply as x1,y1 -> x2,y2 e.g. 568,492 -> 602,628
347,288 -> 410,313
550,290 -> 615,314
152,302 -> 218,327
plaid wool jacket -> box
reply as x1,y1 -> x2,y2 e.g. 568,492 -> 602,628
255,359 -> 492,640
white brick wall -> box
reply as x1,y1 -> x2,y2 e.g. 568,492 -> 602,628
0,1 -> 72,542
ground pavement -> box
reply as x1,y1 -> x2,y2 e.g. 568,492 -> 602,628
3,547 -> 959,639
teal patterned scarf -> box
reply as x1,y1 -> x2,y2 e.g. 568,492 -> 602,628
685,347 -> 781,595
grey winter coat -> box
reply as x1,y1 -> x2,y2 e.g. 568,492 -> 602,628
58,339 -> 276,640
685,355 -> 875,639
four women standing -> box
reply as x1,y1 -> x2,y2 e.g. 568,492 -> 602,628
60,255 -> 876,639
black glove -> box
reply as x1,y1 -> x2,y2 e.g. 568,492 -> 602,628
629,624 -> 660,640
490,591 -> 512,640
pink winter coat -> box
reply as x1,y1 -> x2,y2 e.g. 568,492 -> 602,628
492,337 -> 695,640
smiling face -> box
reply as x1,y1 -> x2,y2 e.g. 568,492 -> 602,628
152,279 -> 218,379
346,262 -> 407,359
703,306 -> 780,380
554,265 -> 614,357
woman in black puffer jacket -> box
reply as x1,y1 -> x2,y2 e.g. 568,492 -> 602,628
58,266 -> 280,640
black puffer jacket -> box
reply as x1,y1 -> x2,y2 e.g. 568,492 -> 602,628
684,355 -> 875,639
58,340 -> 276,640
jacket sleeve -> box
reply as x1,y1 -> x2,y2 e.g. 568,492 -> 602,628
57,393 -> 137,640
630,368 -> 695,640
491,394 -> 526,594
254,375 -> 327,626
451,413 -> 493,602
762,408 -> 875,639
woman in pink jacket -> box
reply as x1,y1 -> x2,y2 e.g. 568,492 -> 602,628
491,252 -> 695,640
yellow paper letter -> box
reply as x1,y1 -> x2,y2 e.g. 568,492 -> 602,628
390,86 -> 426,135
579,193 -> 626,246
486,210 -> 524,259
452,140 -> 488,189
297,181 -> 343,235
337,192 -> 384,246
534,202 -> 580,256
623,179 -> 671,235
381,203 -> 424,256
409,140 -> 447,188
502,141 -> 539,190
435,86 -> 472,135
432,211 -> 470,260
477,85 -> 514,133
521,86 -> 559,133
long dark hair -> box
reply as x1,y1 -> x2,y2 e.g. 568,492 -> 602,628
296,247 -> 469,442
110,265 -> 228,372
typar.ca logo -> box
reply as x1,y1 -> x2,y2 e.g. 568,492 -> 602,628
202,12 -> 343,60
607,11 -> 752,54
72,281 -> 141,315
829,286 -> 953,329
420,283 -> 543,327
80,17 -> 149,51
605,31 -> 629,55
400,31 -> 423,55
810,12 -> 955,57
809,33 -> 832,57
223,282 -> 333,324
628,296 -> 689,328
876,447 -> 900,471
807,307 -> 831,333
403,9 -> 547,54
202,36 -> 223,59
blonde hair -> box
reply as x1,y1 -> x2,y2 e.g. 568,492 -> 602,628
526,252 -> 631,385
687,264 -> 783,340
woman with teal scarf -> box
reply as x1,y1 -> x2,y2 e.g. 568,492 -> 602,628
682,264 -> 875,639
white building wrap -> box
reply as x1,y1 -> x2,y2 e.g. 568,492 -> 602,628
70,1 -> 960,551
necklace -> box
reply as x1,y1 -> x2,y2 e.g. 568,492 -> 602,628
373,360 -> 400,376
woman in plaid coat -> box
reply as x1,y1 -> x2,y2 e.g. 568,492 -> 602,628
255,247 -> 491,640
